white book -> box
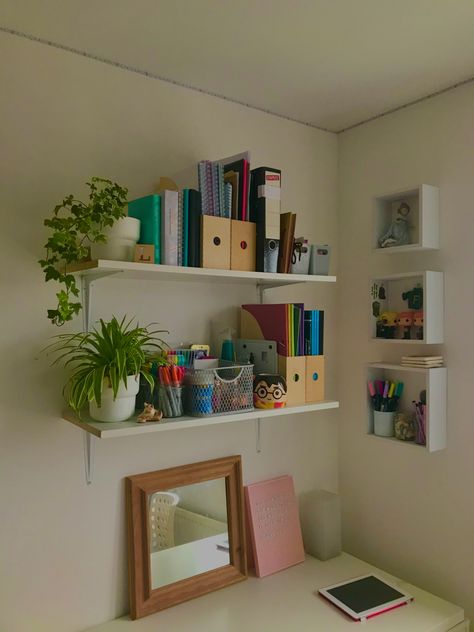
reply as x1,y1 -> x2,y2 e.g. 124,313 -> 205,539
177,190 -> 183,266
161,190 -> 179,266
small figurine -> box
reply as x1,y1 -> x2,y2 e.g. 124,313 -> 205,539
137,402 -> 163,423
376,311 -> 398,339
395,311 -> 414,339
253,374 -> 287,409
413,311 -> 424,340
379,202 -> 411,248
402,285 -> 423,310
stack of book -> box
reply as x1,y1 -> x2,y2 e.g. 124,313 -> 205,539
401,355 -> 444,368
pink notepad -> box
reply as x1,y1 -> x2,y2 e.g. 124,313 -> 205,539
245,475 -> 305,577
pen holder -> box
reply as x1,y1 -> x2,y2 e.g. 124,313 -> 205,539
158,385 -> 183,418
373,411 -> 395,437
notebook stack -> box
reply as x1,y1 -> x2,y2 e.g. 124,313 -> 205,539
401,355 -> 444,368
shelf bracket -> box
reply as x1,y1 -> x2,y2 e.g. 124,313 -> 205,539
255,418 -> 262,453
83,432 -> 95,485
81,271 -> 121,332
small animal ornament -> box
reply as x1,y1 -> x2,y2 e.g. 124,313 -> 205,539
253,374 -> 287,409
137,403 -> 163,423
379,202 -> 411,248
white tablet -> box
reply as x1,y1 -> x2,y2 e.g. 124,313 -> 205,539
319,574 -> 413,622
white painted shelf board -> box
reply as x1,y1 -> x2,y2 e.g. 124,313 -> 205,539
373,244 -> 438,254
365,434 -> 426,448
63,401 -> 340,438
69,260 -> 336,287
369,362 -> 443,374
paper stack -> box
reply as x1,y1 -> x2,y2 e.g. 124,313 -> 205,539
401,355 -> 444,368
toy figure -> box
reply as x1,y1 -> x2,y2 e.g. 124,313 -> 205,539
379,202 -> 411,248
376,311 -> 398,339
402,285 -> 423,310
137,403 -> 163,423
395,311 -> 414,339
413,311 -> 424,340
253,374 -> 287,409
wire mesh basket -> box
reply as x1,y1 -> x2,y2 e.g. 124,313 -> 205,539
185,362 -> 254,417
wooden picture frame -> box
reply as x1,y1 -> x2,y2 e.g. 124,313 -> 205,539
126,455 -> 247,620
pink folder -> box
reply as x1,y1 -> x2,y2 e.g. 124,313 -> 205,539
245,475 -> 305,577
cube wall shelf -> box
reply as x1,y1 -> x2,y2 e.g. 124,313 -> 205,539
373,184 -> 439,253
367,363 -> 447,452
369,271 -> 444,344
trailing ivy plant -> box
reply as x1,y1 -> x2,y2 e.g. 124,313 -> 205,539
39,177 -> 128,326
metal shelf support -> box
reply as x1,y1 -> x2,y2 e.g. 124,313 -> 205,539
83,432 -> 95,485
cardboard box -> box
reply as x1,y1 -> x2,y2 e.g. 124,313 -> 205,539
201,216 -> 231,269
305,355 -> 325,402
134,244 -> 155,264
231,219 -> 256,271
278,355 -> 306,406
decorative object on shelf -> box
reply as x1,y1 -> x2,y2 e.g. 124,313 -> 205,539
39,177 -> 129,326
414,390 -> 427,445
413,310 -> 424,340
90,214 -> 140,262
402,284 -> 423,310
395,311 -> 415,340
401,355 -> 443,368
245,474 -> 305,577
134,244 -> 155,263
137,403 -> 163,423
290,237 -> 310,274
253,374 -> 287,409
126,455 -> 246,619
44,316 -> 167,422
376,311 -> 398,338
394,411 -> 416,441
309,244 -> 331,276
378,201 -> 411,248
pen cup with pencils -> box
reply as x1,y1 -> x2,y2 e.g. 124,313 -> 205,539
158,365 -> 185,418
368,379 -> 404,438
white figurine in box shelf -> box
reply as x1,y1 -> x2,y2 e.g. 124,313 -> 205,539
379,202 -> 411,248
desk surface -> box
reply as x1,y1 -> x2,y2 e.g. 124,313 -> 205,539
85,553 -> 466,632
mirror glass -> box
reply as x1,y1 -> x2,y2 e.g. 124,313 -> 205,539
148,478 -> 229,589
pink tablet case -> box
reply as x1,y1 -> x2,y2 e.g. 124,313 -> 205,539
245,475 -> 305,577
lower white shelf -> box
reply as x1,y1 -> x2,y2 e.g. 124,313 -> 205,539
63,401 -> 340,439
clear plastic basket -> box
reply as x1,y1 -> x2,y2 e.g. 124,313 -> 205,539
185,362 -> 254,417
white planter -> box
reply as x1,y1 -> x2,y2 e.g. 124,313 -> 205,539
89,374 -> 140,422
91,216 -> 140,262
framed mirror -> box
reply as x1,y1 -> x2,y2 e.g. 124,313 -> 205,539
126,455 -> 247,619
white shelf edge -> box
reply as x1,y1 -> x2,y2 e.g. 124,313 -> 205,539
373,244 -> 437,254
63,401 -> 340,438
68,259 -> 337,286
368,363 -> 446,374
365,433 -> 426,449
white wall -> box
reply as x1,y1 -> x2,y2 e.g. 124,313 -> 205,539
338,84 -> 474,624
0,33 -> 338,632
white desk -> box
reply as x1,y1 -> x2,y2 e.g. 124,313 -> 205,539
85,553 -> 468,632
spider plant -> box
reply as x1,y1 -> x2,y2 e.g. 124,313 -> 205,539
45,316 -> 167,413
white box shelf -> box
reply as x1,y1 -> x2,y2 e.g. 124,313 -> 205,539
367,363 -> 447,452
369,271 -> 444,344
373,184 -> 439,253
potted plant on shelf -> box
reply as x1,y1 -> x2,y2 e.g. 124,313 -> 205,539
45,316 -> 167,422
39,177 -> 140,326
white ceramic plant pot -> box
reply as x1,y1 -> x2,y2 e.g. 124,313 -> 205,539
89,374 -> 140,422
91,216 -> 140,262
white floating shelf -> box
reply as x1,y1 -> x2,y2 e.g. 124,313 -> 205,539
369,270 -> 444,344
367,363 -> 446,452
63,401 -> 340,439
69,260 -> 336,287
373,184 -> 439,253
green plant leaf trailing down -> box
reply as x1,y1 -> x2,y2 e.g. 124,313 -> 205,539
44,316 -> 168,414
39,177 -> 129,326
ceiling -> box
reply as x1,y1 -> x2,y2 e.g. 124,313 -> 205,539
2,0 -> 474,132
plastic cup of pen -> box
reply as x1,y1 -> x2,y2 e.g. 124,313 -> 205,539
373,411 -> 395,437
158,385 -> 183,418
